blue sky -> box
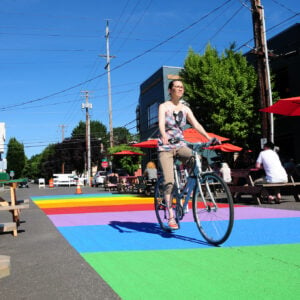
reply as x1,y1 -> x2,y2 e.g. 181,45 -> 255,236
0,0 -> 299,158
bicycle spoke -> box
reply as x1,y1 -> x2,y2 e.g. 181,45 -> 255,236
193,173 -> 234,245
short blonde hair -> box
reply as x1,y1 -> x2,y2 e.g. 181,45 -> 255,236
146,161 -> 156,169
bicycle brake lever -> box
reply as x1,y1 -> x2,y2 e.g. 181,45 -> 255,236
209,137 -> 221,146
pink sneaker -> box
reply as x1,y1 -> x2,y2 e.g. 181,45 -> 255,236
168,218 -> 178,230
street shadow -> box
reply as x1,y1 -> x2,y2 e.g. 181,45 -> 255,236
109,220 -> 214,247
0,229 -> 25,236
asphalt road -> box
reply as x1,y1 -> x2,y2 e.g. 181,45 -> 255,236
1,183 -> 299,299
0,184 -> 120,300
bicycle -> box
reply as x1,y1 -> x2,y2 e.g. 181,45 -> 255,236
154,140 -> 234,245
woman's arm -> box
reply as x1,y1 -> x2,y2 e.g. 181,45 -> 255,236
158,103 -> 169,145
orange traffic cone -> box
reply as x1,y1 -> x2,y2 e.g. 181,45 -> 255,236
49,178 -> 54,188
75,180 -> 82,194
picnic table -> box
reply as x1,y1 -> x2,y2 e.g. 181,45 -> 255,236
0,178 -> 29,236
229,168 -> 300,205
117,176 -> 138,193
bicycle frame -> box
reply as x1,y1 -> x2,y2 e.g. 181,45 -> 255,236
172,160 -> 195,213
172,143 -> 219,216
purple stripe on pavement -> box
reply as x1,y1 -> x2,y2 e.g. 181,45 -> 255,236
48,206 -> 300,227
235,207 -> 300,219
49,210 -> 158,227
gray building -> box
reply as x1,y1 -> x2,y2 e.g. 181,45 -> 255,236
265,23 -> 300,163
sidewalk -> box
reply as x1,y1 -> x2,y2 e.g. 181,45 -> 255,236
0,184 -> 120,300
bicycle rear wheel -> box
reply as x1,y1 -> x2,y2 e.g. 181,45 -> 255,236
192,173 -> 234,245
154,177 -> 180,231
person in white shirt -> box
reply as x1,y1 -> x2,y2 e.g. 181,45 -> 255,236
255,141 -> 287,203
219,162 -> 232,183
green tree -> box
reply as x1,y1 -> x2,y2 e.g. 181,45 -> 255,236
40,144 -> 58,179
108,145 -> 143,175
71,120 -> 109,171
24,153 -> 43,180
180,44 -> 259,147
113,127 -> 131,145
71,120 -> 108,145
6,137 -> 26,178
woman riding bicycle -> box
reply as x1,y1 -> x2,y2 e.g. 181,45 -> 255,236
158,79 -> 213,229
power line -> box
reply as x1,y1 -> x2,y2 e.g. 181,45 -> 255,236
114,0 -> 153,53
236,12 -> 299,51
0,0 -> 232,112
270,0 -> 299,14
0,32 -> 101,39
207,4 -> 245,43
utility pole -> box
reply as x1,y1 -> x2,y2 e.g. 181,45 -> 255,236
250,0 -> 273,142
81,91 -> 92,186
100,20 -> 115,148
58,124 -> 67,142
58,124 -> 67,173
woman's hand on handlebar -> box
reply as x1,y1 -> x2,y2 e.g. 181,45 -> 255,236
161,135 -> 169,145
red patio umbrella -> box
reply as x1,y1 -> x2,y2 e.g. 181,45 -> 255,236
183,128 -> 229,143
113,150 -> 144,155
132,139 -> 158,148
206,143 -> 242,152
259,96 -> 300,116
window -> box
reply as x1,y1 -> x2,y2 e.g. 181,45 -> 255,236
148,102 -> 158,128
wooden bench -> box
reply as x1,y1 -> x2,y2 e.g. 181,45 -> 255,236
0,222 -> 17,235
255,178 -> 300,202
0,178 -> 30,236
229,169 -> 263,205
229,169 -> 300,205
0,201 -> 30,211
0,255 -> 10,279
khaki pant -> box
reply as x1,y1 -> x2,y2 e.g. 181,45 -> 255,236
158,146 -> 192,195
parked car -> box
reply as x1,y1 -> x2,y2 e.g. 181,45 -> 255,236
19,179 -> 29,188
92,171 -> 107,187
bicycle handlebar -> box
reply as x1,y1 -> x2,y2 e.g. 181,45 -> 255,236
185,137 -> 220,152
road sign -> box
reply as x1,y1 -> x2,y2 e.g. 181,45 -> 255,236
260,137 -> 267,149
101,161 -> 109,168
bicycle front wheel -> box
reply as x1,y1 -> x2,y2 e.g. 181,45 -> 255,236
154,177 -> 180,231
192,173 -> 234,245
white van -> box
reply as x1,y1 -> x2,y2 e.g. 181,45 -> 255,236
53,174 -> 78,186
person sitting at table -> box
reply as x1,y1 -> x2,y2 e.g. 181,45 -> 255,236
219,162 -> 232,183
143,161 -> 158,196
143,161 -> 158,183
105,173 -> 119,190
233,149 -> 255,169
255,141 -> 288,203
